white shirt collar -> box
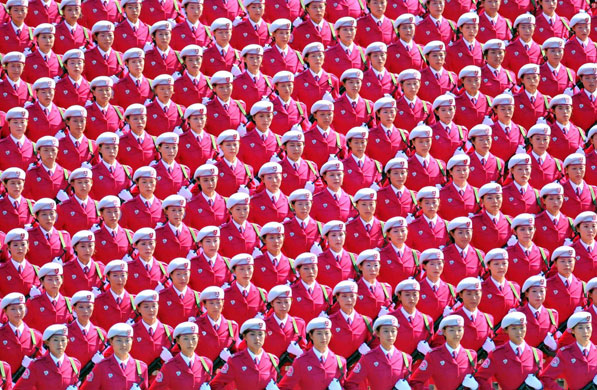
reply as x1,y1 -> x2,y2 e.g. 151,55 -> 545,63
142,320 -> 158,334
414,153 -> 429,166
528,303 -> 542,316
49,353 -> 65,367
340,309 -> 355,323
312,347 -> 329,361
510,340 -> 525,354
114,354 -> 130,367
445,343 -> 460,356
168,222 -> 182,236
173,285 -> 188,297
301,279 -> 315,291
110,289 -> 124,301
76,319 -> 91,333
558,273 -> 572,286
236,282 -> 250,296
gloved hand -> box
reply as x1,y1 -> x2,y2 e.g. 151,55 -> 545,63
574,306 -> 584,313
593,374 -> 597,385
160,346 -> 173,362
482,338 -> 496,353
369,182 -> 380,191
252,247 -> 263,258
524,374 -> 543,390
265,379 -> 280,390
29,286 -> 42,298
237,122 -> 247,136
442,306 -> 453,317
177,186 -> 193,201
56,189 -> 70,202
319,311 -> 329,318
255,312 -> 265,319
286,341 -> 303,357
200,383 -> 211,390
462,374 -> 479,390
118,189 -> 133,202
543,333 -> 557,350
394,379 -> 411,390
91,350 -> 104,364
52,257 -> 63,265
91,287 -> 102,297
378,306 -> 390,317
322,91 -> 334,102
221,282 -> 231,290
417,340 -> 432,355
188,316 -> 196,322
358,343 -> 370,355
130,384 -> 141,390
304,181 -> 315,193
65,386 -> 78,390
328,378 -> 342,390
310,242 -> 323,255
21,356 -> 33,368
219,348 -> 232,362
237,185 -> 250,195
155,282 -> 165,292
126,318 -> 136,326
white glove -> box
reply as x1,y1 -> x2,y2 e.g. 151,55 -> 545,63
221,282 -> 231,290
394,379 -> 411,390
482,338 -> 496,353
65,386 -> 78,390
90,350 -> 104,364
319,311 -> 329,318
506,235 -> 518,247
178,186 -> 193,201
52,257 -> 63,265
556,331 -> 563,339
231,64 -> 242,77
91,287 -> 102,297
286,341 -> 303,357
200,383 -> 212,390
322,91 -> 334,102
130,384 -> 141,390
252,247 -> 263,258
29,285 -> 42,298
378,306 -> 390,317
574,306 -> 584,313
237,122 -> 247,136
56,189 -> 69,202
219,348 -> 232,362
188,316 -> 196,322
462,374 -> 479,390
328,378 -> 342,390
160,346 -> 173,362
126,318 -> 136,326
21,356 -> 33,368
543,333 -> 557,350
265,379 -> 280,390
305,181 -> 315,193
524,374 -> 543,390
369,182 -> 381,191
358,343 -> 370,355
155,282 -> 165,292
442,306 -> 453,317
310,242 -> 323,255
255,312 -> 265,319
417,340 -> 432,355
118,189 -> 133,202
186,250 -> 197,260
593,374 -> 597,385
292,16 -> 303,27
237,185 -> 250,195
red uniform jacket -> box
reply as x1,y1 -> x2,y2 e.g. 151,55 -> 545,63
406,154 -> 446,191
341,155 -> 382,196
541,342 -> 597,390
355,278 -> 392,319
429,121 -> 468,163
476,343 -> 543,390
157,285 -> 201,328
292,69 -> 340,113
218,220 -> 260,258
289,280 -> 332,323
467,151 -> 504,188
89,161 -> 133,200
211,349 -> 279,390
328,310 -> 373,359
378,244 -> 420,286
15,353 -> 80,390
366,125 -> 409,166
410,344 -> 477,390
250,252 -> 296,292
548,122 -> 584,161
153,222 -> 198,262
290,18 -> 336,52
386,42 -> 426,75
53,21 -> 91,55
90,290 -> 135,330
436,307 -> 494,351
138,0 -> 179,25
262,314 -> 306,358
325,0 -> 364,22
200,44 -> 242,77
390,308 -> 435,355
517,304 -> 559,348
419,67 -> 458,103
534,211 -> 574,253
83,47 -> 125,81
144,100 -> 184,136
278,348 -> 347,390
480,65 -> 516,98
231,72 -> 273,110
130,321 -> 173,365
56,196 -> 100,234
193,314 -> 239,361
112,19 -> 150,53
204,98 -> 247,137
585,149 -> 597,186
316,248 -> 357,289
112,74 -> 153,107
344,217 -> 384,254
0,324 -> 42,372
269,96 -> 309,136
124,255 -> 168,294
278,157 -> 321,196
361,67 -> 399,105
230,18 -> 270,48
539,63 -> 576,97
22,49 -> 62,83
438,182 -> 478,221
454,92 -> 491,131
24,0 -> 59,25
25,293 -> 73,336
470,211 -> 511,253
23,162 -> 68,200
53,77 -> 92,108
120,196 -> 163,232
248,191 -> 291,226
503,39 -> 543,75
25,102 -> 64,142
172,71 -> 211,108
0,195 -> 34,232
0,260 -> 39,297
393,96 -> 434,131
488,121 -> 525,162
545,273 -> 586,326
170,21 -> 210,50
376,185 -> 417,220
150,353 -> 212,390
80,0 -> 120,28
176,130 -> 216,172
237,129 -> 279,172
310,188 -> 357,223
143,47 -> 182,80
261,46 -> 304,77
263,0 -> 302,23
26,226 -> 74,266
501,182 -> 541,216
414,16 -> 455,46
86,102 -> 125,140
476,12 -> 512,43
183,192 -> 227,230
0,23 -> 33,53
418,278 -> 457,322
560,180 -> 597,218
445,39 -> 484,74
200,0 -> 241,24
535,13 -> 570,44
222,281 -> 267,326
355,14 -> 394,46
116,130 -> 158,171
188,252 -> 232,292
441,244 -> 485,286
81,354 -> 148,390
323,43 -> 365,79
478,278 -> 520,324
334,95 -> 377,134
0,79 -> 33,113
150,160 -> 191,200
406,215 -> 449,252
61,258 -> 105,297
302,125 -> 346,168
345,345 -> 412,390
65,321 -> 107,366
385,0 -> 424,18
563,37 -> 597,72
91,224 -> 133,264
571,240 -> 597,282
281,216 -> 322,259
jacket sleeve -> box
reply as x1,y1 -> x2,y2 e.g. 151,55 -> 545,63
474,351 -> 497,390
344,358 -> 368,390
209,360 -> 236,390
409,354 -> 433,390
539,350 -> 566,390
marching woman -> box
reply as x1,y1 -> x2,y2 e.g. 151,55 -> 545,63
281,189 -> 323,260
525,123 -> 565,190
290,253 -> 333,323
533,183 -> 574,253
541,311 -> 597,389
354,250 -> 393,320
149,322 -> 212,390
0,229 -> 40,297
417,249 -> 458,323
570,212 -> 597,281
278,317 -> 347,390
211,318 -> 279,390
429,94 -> 468,164
345,315 -> 412,390
438,155 -> 479,223
441,217 -> 485,286
315,221 -> 358,289
174,104 -> 217,173
375,157 -> 417,221
505,214 -> 550,286
187,226 -> 233,293
81,323 -> 149,390
470,183 -> 512,252
377,216 -> 420,288
405,186 -> 449,252
14,324 -> 81,390
500,153 -> 542,217
123,228 -> 168,295
119,168 -> 163,235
